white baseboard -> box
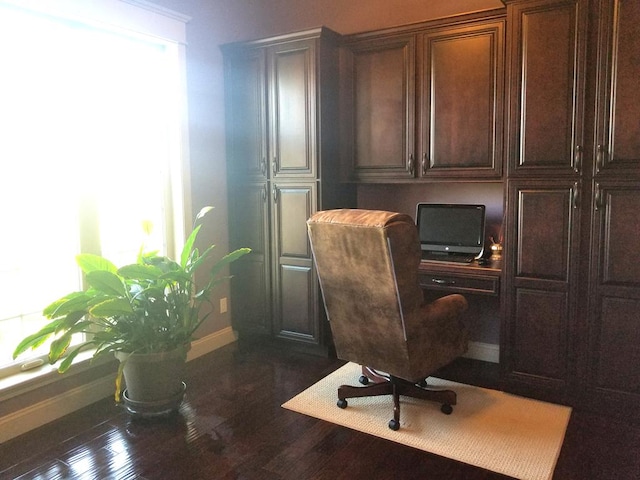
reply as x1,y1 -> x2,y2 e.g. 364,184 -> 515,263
0,327 -> 237,444
0,374 -> 116,444
187,326 -> 237,361
463,341 -> 500,364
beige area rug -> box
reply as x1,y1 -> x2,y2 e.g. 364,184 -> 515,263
282,362 -> 572,480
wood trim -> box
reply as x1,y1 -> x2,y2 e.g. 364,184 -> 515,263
464,341 -> 500,363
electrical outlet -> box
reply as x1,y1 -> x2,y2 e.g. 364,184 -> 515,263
220,297 -> 228,314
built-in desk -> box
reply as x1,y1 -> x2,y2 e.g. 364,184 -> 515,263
418,258 -> 501,296
419,257 -> 502,366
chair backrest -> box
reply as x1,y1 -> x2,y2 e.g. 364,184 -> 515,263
307,209 -> 424,375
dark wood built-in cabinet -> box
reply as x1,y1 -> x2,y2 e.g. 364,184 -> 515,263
502,180 -> 582,402
502,0 -> 588,404
502,0 -> 640,415
504,0 -> 588,176
223,28 -> 354,352
222,0 -> 640,419
340,10 -> 505,181
340,34 -> 416,180
586,181 -> 640,410
582,0 -> 640,414
419,18 -> 505,178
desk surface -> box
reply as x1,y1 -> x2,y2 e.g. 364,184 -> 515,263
419,257 -> 501,275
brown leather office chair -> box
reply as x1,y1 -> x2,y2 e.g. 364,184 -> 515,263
307,209 -> 469,430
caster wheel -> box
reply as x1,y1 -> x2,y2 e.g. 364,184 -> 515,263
388,419 -> 400,431
359,375 -> 370,385
337,399 -> 348,409
441,404 -> 453,415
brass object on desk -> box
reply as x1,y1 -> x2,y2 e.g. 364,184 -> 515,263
489,237 -> 503,258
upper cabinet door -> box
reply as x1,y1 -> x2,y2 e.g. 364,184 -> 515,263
224,47 -> 268,181
269,39 -> 317,179
593,0 -> 640,177
505,0 -> 588,176
341,35 -> 416,181
419,19 -> 505,179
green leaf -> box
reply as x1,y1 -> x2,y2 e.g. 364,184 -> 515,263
210,248 -> 251,279
76,253 -> 117,274
13,320 -> 62,359
181,224 -> 201,268
43,292 -> 91,318
118,263 -> 162,280
57,342 -> 95,373
89,297 -> 134,317
185,244 -> 215,274
57,310 -> 89,333
86,270 -> 126,296
49,333 -> 72,363
159,270 -> 191,284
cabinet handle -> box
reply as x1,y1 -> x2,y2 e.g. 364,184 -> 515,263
262,184 -> 267,203
421,153 -> 429,176
573,145 -> 582,174
272,156 -> 278,176
407,154 -> 415,176
594,182 -> 603,211
272,186 -> 278,203
431,278 -> 455,286
596,144 -> 605,173
572,182 -> 580,209
260,157 -> 267,176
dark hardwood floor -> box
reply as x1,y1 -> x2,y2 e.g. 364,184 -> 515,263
1,343 -> 638,479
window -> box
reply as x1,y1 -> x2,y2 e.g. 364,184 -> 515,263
0,0 -> 190,378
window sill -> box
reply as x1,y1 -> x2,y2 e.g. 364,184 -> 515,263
0,351 -> 115,403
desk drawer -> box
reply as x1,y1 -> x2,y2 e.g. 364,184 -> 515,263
419,272 -> 499,296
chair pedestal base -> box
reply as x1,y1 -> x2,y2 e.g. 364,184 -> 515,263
337,376 -> 456,430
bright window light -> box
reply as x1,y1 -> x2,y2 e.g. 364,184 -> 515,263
0,1 -> 189,377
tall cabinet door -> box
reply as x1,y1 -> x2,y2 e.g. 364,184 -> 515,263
505,0 -> 588,176
271,182 -> 320,344
341,35 -> 416,180
269,39 -> 317,179
593,0 -> 640,176
224,47 -> 271,335
229,183 -> 271,335
502,180 -> 581,402
585,181 -> 640,412
419,19 -> 505,178
224,48 -> 268,181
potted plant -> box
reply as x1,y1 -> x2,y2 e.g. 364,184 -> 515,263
13,206 -> 250,415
